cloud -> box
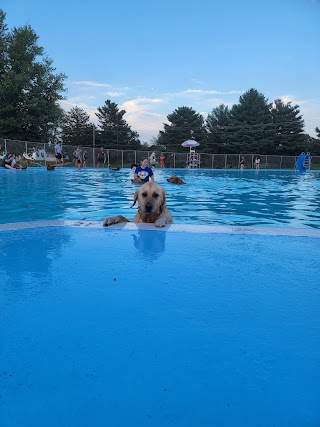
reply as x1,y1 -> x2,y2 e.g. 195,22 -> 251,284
184,89 -> 244,95
71,80 -> 112,88
104,91 -> 126,97
121,97 -> 165,114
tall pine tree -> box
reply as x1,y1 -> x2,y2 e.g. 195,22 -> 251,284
61,106 -> 94,147
229,89 -> 275,153
270,99 -> 306,155
95,100 -> 141,149
156,106 -> 206,152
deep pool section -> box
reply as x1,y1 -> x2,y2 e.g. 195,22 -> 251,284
1,167 -> 320,228
1,225 -> 319,426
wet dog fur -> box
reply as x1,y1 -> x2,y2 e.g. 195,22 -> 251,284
167,176 -> 186,185
103,181 -> 173,228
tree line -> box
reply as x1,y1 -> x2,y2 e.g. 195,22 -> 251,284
0,9 -> 319,155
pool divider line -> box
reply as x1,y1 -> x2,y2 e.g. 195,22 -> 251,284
1,220 -> 320,238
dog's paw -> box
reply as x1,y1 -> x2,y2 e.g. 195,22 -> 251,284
154,218 -> 167,228
103,215 -> 129,227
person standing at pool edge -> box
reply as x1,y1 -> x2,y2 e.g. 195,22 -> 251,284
134,158 -> 154,183
97,147 -> 106,168
160,153 -> 165,168
55,141 -> 63,165
149,152 -> 157,169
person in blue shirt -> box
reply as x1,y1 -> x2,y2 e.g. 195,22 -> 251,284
134,158 -> 154,183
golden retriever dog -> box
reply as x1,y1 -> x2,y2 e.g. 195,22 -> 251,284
131,177 -> 143,184
167,176 -> 186,185
103,181 -> 173,228
47,164 -> 57,171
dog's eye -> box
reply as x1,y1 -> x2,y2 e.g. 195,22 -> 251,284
141,192 -> 147,198
152,192 -> 159,198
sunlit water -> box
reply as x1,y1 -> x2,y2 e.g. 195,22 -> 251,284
1,167 -> 320,228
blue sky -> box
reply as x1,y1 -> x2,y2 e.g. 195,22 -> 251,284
2,0 -> 320,143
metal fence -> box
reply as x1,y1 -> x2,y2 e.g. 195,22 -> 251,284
1,137 -> 319,170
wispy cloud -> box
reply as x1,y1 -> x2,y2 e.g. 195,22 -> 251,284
104,91 -> 126,97
71,80 -> 112,88
184,89 -> 244,95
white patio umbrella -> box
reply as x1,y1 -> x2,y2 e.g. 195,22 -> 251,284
181,140 -> 200,149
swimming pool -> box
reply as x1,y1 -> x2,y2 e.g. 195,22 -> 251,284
1,167 -> 320,228
1,168 -> 320,426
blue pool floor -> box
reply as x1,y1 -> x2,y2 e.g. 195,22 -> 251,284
1,224 -> 320,426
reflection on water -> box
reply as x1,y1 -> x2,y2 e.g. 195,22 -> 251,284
0,227 -> 72,296
132,229 -> 166,260
1,168 -> 320,229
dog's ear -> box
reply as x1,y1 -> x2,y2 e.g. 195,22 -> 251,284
130,189 -> 139,208
159,188 -> 166,211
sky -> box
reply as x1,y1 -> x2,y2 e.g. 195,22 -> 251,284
2,0 -> 320,143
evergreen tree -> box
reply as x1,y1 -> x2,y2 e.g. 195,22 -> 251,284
0,10 -> 66,142
61,106 -> 94,147
156,106 -> 206,152
206,104 -> 232,153
229,89 -> 275,153
315,127 -> 320,139
270,99 -> 306,155
95,100 -> 141,149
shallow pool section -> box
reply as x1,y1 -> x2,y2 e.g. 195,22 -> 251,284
1,223 -> 319,426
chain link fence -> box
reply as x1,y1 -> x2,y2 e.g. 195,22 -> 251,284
1,137 -> 319,170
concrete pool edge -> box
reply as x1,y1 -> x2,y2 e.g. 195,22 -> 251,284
1,220 -> 320,238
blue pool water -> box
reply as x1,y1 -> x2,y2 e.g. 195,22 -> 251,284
1,167 -> 320,228
1,225 -> 320,427
1,168 -> 320,426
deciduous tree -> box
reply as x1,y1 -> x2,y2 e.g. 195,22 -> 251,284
0,10 -> 66,142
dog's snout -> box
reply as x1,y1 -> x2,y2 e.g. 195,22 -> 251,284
145,203 -> 153,213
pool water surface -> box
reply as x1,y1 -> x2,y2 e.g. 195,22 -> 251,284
1,167 -> 320,426
1,225 -> 320,427
1,167 -> 320,228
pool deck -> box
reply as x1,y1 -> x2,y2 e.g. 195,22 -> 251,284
1,223 -> 320,426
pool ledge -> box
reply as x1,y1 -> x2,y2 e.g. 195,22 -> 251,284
1,220 -> 320,238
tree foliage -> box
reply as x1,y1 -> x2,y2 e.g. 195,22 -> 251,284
95,100 -> 141,149
0,9 -> 66,142
156,89 -> 309,155
156,106 -> 206,152
61,106 -> 94,146
205,104 -> 232,153
270,99 -> 306,155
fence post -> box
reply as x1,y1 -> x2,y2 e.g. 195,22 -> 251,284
225,154 -> 228,169
25,141 -> 28,157
44,143 -> 47,166
212,154 -> 214,169
4,139 -> 7,153
280,156 -> 282,169
173,153 -> 176,168
121,150 -> 124,168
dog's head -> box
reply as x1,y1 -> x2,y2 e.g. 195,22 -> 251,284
131,182 -> 166,215
131,177 -> 143,184
167,176 -> 186,185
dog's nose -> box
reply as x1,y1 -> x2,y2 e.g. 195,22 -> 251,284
145,203 -> 153,213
